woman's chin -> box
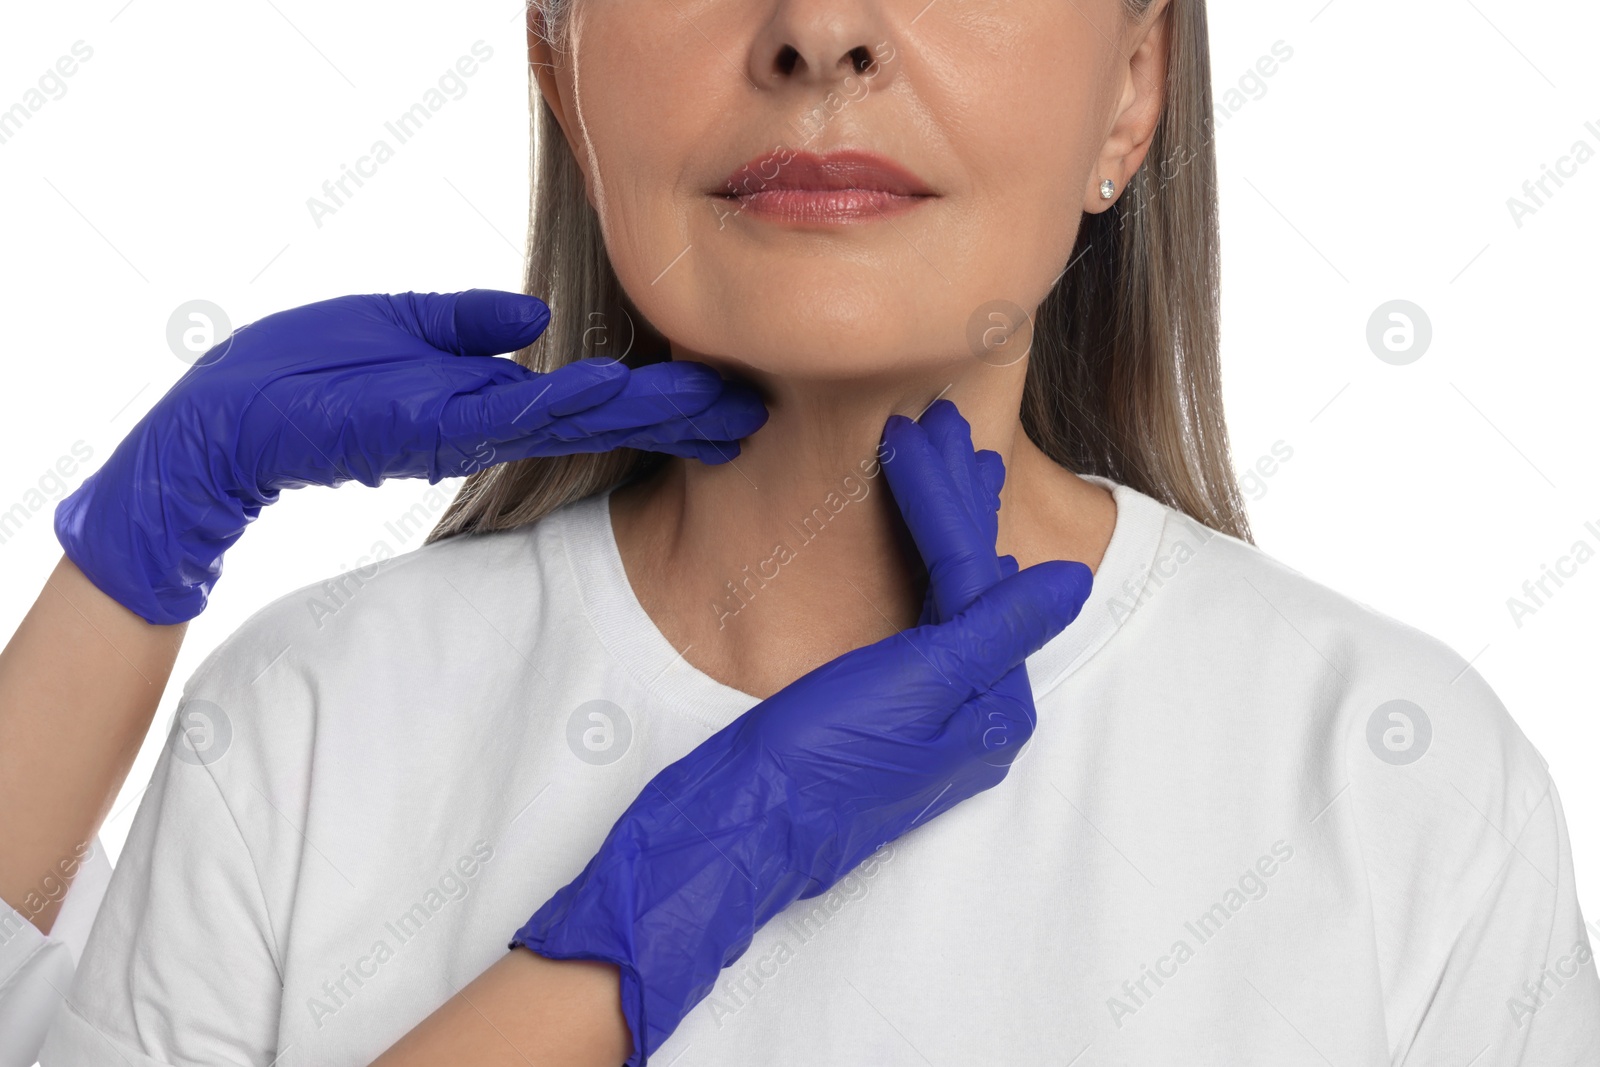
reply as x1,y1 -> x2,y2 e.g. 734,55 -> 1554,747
675,344 -> 965,390
655,311 -> 967,382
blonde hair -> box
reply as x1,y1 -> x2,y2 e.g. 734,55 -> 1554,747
428,0 -> 1253,546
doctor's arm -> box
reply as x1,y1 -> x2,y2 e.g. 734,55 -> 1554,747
3,287 -> 758,940
2,289 -> 760,940
0,558 -> 182,1067
0,555 -> 184,937
3,289 -> 762,1065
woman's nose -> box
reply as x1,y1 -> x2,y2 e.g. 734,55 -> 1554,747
748,1 -> 899,92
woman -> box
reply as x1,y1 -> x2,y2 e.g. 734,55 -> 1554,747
10,0 -> 1599,1064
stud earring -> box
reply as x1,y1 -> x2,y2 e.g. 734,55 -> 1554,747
1099,178 -> 1116,200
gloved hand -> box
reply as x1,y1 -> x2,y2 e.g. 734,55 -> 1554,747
511,400 -> 1093,1065
53,289 -> 767,625
889,400 -> 1031,765
895,400 -> 1017,626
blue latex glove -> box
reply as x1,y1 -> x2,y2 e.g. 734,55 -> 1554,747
53,289 -> 767,625
889,400 -> 1031,765
511,401 -> 1093,1065
898,400 -> 1019,627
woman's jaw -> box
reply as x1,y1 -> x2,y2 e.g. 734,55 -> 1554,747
670,333 -> 1031,500
610,338 -> 1113,700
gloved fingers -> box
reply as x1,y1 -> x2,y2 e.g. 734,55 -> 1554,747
621,360 -> 729,421
452,289 -> 554,356
480,392 -> 757,461
882,414 -> 1001,621
605,430 -> 746,464
548,371 -> 766,443
586,385 -> 766,446
975,448 -> 1007,503
541,358 -> 639,417
433,353 -> 626,408
898,406 -> 1003,630
549,361 -> 724,436
919,399 -> 986,531
974,449 -> 1005,547
881,414 -> 978,574
435,357 -> 630,448
940,667 -> 1037,767
387,289 -> 554,357
919,401 -> 1004,556
916,559 -> 1093,696
699,377 -> 769,440
918,558 -> 1027,634
923,407 -> 1006,594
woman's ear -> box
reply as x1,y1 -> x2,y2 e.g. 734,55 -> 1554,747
528,7 -> 596,205
1084,0 -> 1174,214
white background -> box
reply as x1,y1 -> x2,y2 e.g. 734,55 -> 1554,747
1,0 -> 1596,939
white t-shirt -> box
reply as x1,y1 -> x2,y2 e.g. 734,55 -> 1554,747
0,838 -> 109,1067
39,477 -> 1600,1065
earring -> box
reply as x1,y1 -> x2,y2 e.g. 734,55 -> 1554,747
1099,178 -> 1116,200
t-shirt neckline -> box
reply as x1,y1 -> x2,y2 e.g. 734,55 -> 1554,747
555,474 -> 1171,730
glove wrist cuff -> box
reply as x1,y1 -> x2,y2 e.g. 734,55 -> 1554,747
53,461 -> 250,625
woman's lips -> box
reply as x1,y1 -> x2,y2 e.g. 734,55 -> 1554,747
714,149 -> 936,225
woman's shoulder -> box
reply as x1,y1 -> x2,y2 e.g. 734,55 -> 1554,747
1126,490 -> 1549,817
1133,496 -> 1503,700
1137,499 -> 1554,870
1126,494 -> 1573,1028
179,498 -> 594,708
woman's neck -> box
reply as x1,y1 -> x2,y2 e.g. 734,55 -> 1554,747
610,366 -> 1116,699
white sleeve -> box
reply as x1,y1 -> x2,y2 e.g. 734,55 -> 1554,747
37,717 -> 284,1067
0,839 -> 111,1067
1397,778 -> 1600,1065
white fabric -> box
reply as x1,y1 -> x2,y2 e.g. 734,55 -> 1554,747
37,478 -> 1600,1065
0,839 -> 109,1067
